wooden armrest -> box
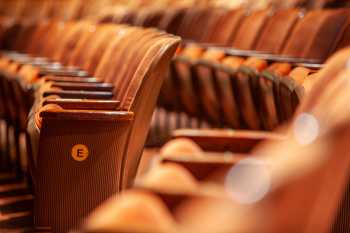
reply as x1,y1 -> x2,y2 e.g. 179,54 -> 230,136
39,69 -> 89,77
10,54 -> 58,66
212,46 -> 265,57
6,52 -> 49,63
30,56 -> 51,62
0,182 -> 29,198
40,109 -> 134,121
2,51 -> 25,57
210,46 -> 323,64
181,43 -> 324,66
43,99 -> 120,110
51,82 -> 114,92
253,53 -> 323,65
44,76 -> 99,83
161,153 -> 244,181
19,60 -> 55,67
39,65 -> 77,72
7,54 -> 42,62
0,211 -> 32,227
43,90 -> 114,99
0,195 -> 33,213
0,172 -> 22,185
172,129 -> 285,153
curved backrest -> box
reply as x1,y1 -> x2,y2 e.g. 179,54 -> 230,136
113,30 -> 166,98
1,0 -> 26,19
133,7 -> 153,26
24,20 -> 55,54
8,21 -> 38,52
83,25 -> 126,75
52,22 -> 94,64
301,9 -> 350,60
120,36 -> 181,188
17,0 -> 51,22
102,28 -> 151,83
209,8 -> 247,46
255,8 -> 303,54
176,7 -> 205,40
231,9 -> 271,50
109,8 -> 132,24
66,24 -> 100,68
39,21 -> 70,58
103,28 -> 156,84
0,19 -> 23,50
93,27 -> 141,81
186,8 -> 216,42
48,0 -> 82,21
198,8 -> 228,43
134,8 -> 165,28
66,24 -> 123,74
0,17 -> 16,49
119,9 -> 137,24
159,7 -> 187,35
143,10 -> 165,28
282,9 -> 350,60
335,18 -> 350,51
178,7 -> 224,43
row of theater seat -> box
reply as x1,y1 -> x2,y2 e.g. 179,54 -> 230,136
0,20 -> 180,232
3,6 -> 350,59
75,47 -> 350,233
1,0 -> 348,23
6,7 -> 349,147
0,0 -> 147,22
182,8 -> 350,58
0,3 -> 349,233
167,46 -> 320,130
101,7 -> 350,59
145,7 -> 350,145
0,0 -> 85,22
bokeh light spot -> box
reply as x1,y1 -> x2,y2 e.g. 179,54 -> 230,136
225,158 -> 271,204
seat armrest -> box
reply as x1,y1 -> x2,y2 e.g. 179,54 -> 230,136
39,69 -> 89,77
51,82 -> 114,92
172,129 -> 285,153
44,76 -> 100,83
43,99 -> 120,110
43,90 -> 114,99
40,109 -> 133,121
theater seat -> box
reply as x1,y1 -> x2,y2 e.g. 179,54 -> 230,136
0,18 -> 180,231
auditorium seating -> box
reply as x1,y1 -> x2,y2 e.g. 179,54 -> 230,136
74,47 -> 350,233
0,17 -> 180,231
0,1 -> 350,233
146,7 -> 350,145
85,5 -> 350,146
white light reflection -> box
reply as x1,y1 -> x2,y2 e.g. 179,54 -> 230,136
346,59 -> 350,69
225,158 -> 271,204
293,113 -> 319,145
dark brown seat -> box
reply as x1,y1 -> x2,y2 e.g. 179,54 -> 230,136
230,9 -> 272,50
0,22 -> 180,231
176,7 -> 210,40
255,8 -> 303,54
282,9 -> 350,61
158,7 -> 188,35
202,8 -> 246,46
80,55 -> 350,231
0,16 -> 180,230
